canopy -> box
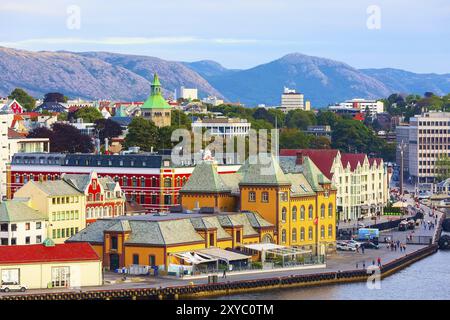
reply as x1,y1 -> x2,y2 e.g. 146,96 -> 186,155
392,201 -> 409,208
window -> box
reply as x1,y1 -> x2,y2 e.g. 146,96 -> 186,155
262,192 -> 269,202
2,268 -> 19,285
25,223 -> 30,231
308,205 -> 313,220
328,204 -> 333,218
164,178 -> 172,188
111,236 -> 118,250
11,224 -> 17,232
132,254 -> 139,265
292,206 -> 297,221
300,206 -> 305,220
11,238 -> 16,245
300,228 -> 305,241
292,228 -> 297,242
249,191 -> 256,202
1,238 -> 8,245
209,233 -> 215,246
320,204 -> 325,218
281,229 -> 286,243
25,236 -> 30,244
149,255 -> 156,267
0,224 -> 8,232
236,230 -> 242,243
328,224 -> 333,238
51,267 -> 70,288
321,225 -> 325,239
140,194 -> 145,204
132,177 -> 137,187
281,207 -> 287,222
141,177 -> 146,187
308,227 -> 313,240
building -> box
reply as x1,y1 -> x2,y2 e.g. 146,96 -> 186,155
191,117 -> 251,137
0,113 -> 14,199
67,211 -> 273,271
61,172 -> 125,224
329,99 -> 384,117
13,179 -> 86,244
0,199 -> 47,246
396,112 -> 450,184
140,73 -> 172,127
280,149 -> 388,221
279,87 -> 305,113
0,99 -> 24,114
34,92 -> 68,113
0,241 -> 102,289
8,153 -> 241,213
180,87 -> 198,100
304,125 -> 332,138
202,96 -> 224,106
180,155 -> 337,253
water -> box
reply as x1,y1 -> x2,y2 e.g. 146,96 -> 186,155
212,250 -> 450,300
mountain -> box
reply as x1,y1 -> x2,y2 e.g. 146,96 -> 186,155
200,53 -> 392,107
360,68 -> 450,96
181,60 -> 239,78
0,47 -> 222,101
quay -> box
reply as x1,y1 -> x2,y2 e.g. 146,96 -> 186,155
0,202 -> 444,300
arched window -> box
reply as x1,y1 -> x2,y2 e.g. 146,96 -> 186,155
328,204 -> 333,218
308,205 -> 313,220
281,207 -> 287,222
321,225 -> 325,239
320,204 -> 325,218
292,206 -> 297,221
164,177 -> 172,188
300,206 -> 305,220
182,177 -> 187,186
292,228 -> 297,242
300,227 -> 305,241
281,229 -> 287,243
328,224 -> 333,237
308,227 -> 313,240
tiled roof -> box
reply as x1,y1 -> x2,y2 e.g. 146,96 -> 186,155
7,128 -> 26,139
0,200 -> 47,223
0,243 -> 100,264
341,153 -> 367,171
301,156 -> 331,191
279,149 -> 339,179
28,180 -> 83,196
239,154 -> 289,186
181,161 -> 231,193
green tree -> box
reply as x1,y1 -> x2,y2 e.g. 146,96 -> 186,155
171,109 -> 192,129
435,154 -> 450,182
285,109 -> 316,130
8,88 -> 36,111
279,128 -> 310,149
74,107 -> 103,123
316,111 -> 340,128
309,136 -> 331,149
94,118 -> 123,142
124,117 -> 159,152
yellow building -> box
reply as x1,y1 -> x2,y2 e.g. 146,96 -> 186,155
180,155 -> 337,253
66,211 -> 274,272
0,240 -> 102,290
13,180 -> 86,244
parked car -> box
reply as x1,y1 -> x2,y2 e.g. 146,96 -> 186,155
357,222 -> 366,228
336,243 -> 357,252
345,240 -> 363,248
407,219 -> 416,230
0,282 -> 27,292
360,241 -> 380,249
398,220 -> 408,231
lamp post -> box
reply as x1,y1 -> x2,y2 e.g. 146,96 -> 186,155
398,139 -> 407,197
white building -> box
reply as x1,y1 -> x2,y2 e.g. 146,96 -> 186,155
180,87 -> 198,100
0,113 -> 14,199
0,199 -> 47,246
397,111 -> 450,184
279,87 -> 305,113
191,117 -> 251,137
202,96 -> 224,106
329,99 -> 384,117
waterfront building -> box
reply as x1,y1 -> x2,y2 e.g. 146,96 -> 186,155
13,179 -> 86,244
8,153 -> 241,213
180,155 -> 337,253
329,99 -> 384,117
280,149 -> 388,221
0,241 -> 102,289
279,87 -> 305,113
140,73 -> 172,127
0,199 -> 47,246
180,87 -> 198,100
66,211 -> 274,271
395,112 -> 450,184
191,117 -> 251,137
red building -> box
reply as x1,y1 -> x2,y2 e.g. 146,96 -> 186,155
8,153 -> 240,213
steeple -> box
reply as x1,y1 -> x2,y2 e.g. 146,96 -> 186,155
151,73 -> 162,95
141,73 -> 171,110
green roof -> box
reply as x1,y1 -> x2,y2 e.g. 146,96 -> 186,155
239,154 -> 290,186
141,73 -> 171,110
0,200 -> 47,223
301,156 -> 331,191
181,161 -> 231,193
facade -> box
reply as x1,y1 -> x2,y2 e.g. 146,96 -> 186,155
61,172 -> 126,224
0,113 -> 14,199
396,112 -> 450,184
0,99 -> 24,114
279,87 -> 305,113
201,96 -> 224,106
0,241 -> 102,289
140,74 -> 172,127
191,117 -> 251,137
13,180 -> 86,244
280,149 -> 389,221
180,156 -> 337,253
329,99 -> 384,117
0,199 -> 47,246
8,153 -> 241,213
304,125 -> 332,138
67,211 -> 274,271
180,87 -> 198,100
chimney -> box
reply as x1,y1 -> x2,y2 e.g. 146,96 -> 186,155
295,151 -> 304,165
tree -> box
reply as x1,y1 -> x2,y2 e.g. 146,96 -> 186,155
171,109 -> 192,129
8,88 -> 36,111
94,118 -> 123,142
279,128 -> 310,149
435,154 -> 450,182
27,127 -> 53,140
285,110 -> 316,130
316,111 -> 340,128
29,124 -> 93,153
124,117 -> 159,152
74,107 -> 103,123
309,136 -> 331,149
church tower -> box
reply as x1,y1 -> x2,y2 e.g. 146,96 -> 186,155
140,73 -> 172,127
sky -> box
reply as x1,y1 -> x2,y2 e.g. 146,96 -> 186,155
1,0 -> 449,73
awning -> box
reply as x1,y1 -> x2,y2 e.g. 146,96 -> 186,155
242,243 -> 285,252
242,244 -> 311,256
197,248 -> 251,262
171,251 -> 217,265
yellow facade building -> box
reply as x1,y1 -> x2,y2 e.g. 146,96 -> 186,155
13,180 -> 86,244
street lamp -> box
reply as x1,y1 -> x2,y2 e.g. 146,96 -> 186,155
398,139 -> 407,196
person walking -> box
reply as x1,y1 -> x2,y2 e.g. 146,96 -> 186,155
362,261 -> 366,269
377,257 -> 381,267
361,245 -> 365,254
222,268 -> 227,279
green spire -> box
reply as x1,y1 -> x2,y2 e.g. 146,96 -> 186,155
141,73 -> 171,110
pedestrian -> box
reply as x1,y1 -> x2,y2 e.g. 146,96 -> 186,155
394,243 -> 397,251
377,257 -> 381,267
356,262 -> 359,269
361,246 -> 365,254
372,259 -> 375,266
362,261 -> 366,269
222,268 -> 227,279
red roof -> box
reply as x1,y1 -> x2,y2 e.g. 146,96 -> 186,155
369,157 -> 383,167
353,113 -> 365,121
280,149 -> 339,179
341,153 -> 366,171
8,128 -> 26,139
0,243 -> 100,265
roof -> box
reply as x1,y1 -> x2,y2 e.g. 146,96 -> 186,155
7,128 -> 26,139
141,73 -> 171,110
279,149 -> 339,179
28,180 -> 83,196
0,200 -> 47,223
62,173 -> 117,193
181,161 -> 231,193
197,248 -> 251,262
0,243 -> 100,265
341,153 -> 367,171
301,156 -> 331,191
239,154 -> 290,186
